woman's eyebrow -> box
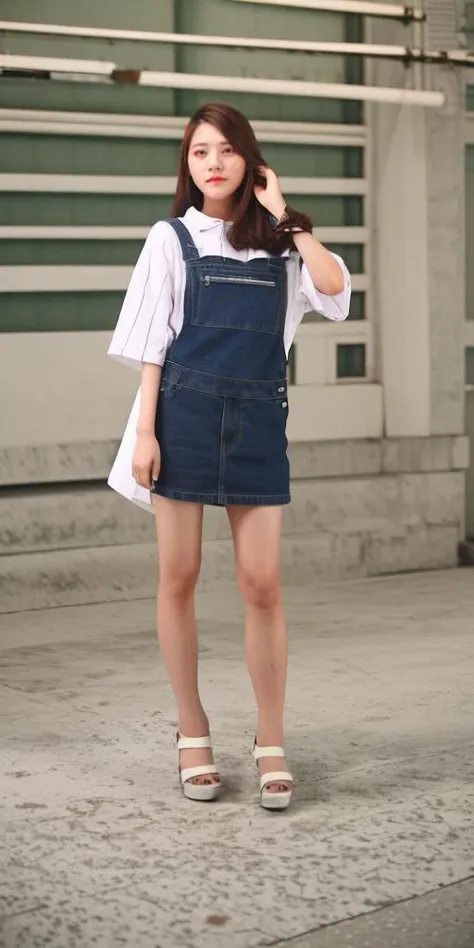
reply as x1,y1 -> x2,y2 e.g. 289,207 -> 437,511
191,141 -> 229,147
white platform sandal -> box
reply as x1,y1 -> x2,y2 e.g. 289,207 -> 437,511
253,740 -> 293,810
177,732 -> 222,802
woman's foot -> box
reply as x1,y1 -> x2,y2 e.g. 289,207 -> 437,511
257,753 -> 292,793
176,714 -> 221,800
253,739 -> 293,810
177,731 -> 221,787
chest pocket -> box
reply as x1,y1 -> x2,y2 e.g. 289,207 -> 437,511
192,268 -> 285,335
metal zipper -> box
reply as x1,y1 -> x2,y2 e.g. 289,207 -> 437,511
203,274 -> 276,288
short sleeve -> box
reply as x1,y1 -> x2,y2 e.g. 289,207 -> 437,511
298,252 -> 351,322
107,221 -> 176,371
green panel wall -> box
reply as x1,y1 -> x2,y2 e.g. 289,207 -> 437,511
0,292 -> 123,332
0,134 -> 362,177
0,78 -> 176,117
0,0 -> 175,30
2,193 -> 362,228
1,0 -> 364,332
0,240 -> 364,269
0,134 -> 181,175
1,194 -> 173,226
0,133 -> 363,178
0,240 -> 144,266
0,0 -> 177,113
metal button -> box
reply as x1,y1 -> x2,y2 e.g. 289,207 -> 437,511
281,401 -> 288,408
278,386 -> 285,392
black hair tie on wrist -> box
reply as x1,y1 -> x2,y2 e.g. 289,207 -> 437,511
269,206 -> 312,235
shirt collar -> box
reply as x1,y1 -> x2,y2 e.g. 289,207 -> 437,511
182,206 -> 229,232
181,205 -> 291,257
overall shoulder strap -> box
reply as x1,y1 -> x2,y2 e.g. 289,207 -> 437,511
164,218 -> 200,262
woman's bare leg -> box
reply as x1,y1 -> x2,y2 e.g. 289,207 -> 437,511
227,505 -> 291,793
152,495 -> 219,786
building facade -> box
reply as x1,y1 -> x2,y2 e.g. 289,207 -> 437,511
0,0 -> 472,609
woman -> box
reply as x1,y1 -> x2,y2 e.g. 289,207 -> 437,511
108,102 -> 351,809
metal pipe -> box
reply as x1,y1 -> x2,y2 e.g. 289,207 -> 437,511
231,0 -> 426,20
1,22 -> 472,66
0,53 -> 114,75
0,55 -> 446,107
0,109 -> 368,145
136,69 -> 445,106
2,1 -> 423,26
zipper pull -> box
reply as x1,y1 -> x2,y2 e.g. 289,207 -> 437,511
204,275 -> 210,286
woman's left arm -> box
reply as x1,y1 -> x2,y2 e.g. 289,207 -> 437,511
291,231 -> 346,297
253,166 -> 346,297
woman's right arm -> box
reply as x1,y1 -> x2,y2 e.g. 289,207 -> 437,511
132,362 -> 162,490
107,221 -> 176,371
107,221 -> 178,489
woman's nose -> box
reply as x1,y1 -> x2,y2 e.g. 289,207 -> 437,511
208,150 -> 223,170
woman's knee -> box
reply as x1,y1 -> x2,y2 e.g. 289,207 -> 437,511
159,556 -> 201,598
238,565 -> 281,609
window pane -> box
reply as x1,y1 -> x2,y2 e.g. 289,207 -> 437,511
337,343 -> 366,378
465,4 -> 474,45
303,291 -> 365,323
466,348 -> 474,385
348,291 -> 365,320
326,244 -> 364,274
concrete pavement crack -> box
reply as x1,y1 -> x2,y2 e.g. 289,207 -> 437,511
264,873 -> 474,947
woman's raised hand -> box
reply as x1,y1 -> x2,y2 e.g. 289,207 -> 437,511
253,165 -> 286,219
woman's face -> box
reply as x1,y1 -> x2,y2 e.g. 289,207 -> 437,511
188,122 -> 246,203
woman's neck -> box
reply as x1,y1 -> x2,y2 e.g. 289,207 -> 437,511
201,198 -> 234,221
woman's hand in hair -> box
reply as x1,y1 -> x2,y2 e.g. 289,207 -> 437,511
253,166 -> 286,221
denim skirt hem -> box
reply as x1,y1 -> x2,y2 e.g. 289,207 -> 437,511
151,485 -> 291,507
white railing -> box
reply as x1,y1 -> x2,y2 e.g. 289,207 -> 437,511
0,110 -> 366,146
0,173 -> 367,196
2,18 -> 471,62
0,53 -> 445,107
231,0 -> 425,18
0,226 -> 368,242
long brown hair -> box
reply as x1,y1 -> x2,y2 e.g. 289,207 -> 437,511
171,103 -> 312,254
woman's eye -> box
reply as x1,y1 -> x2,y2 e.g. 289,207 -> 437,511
223,147 -> 234,155
193,149 -> 206,157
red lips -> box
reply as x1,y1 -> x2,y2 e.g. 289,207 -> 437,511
207,177 -> 226,183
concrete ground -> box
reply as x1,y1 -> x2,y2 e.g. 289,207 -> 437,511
1,568 -> 474,948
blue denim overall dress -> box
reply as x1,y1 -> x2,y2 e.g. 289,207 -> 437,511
153,217 -> 290,506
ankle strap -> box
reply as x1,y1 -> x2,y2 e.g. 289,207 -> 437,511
177,733 -> 212,751
253,743 -> 285,760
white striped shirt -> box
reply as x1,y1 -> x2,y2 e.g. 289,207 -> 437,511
107,206 -> 351,371
107,206 -> 351,512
